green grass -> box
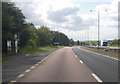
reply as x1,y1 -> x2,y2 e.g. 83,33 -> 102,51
107,44 -> 120,47
1,46 -> 63,62
20,46 -> 63,54
2,53 -> 11,62
2,53 -> 7,57
2,57 -> 10,62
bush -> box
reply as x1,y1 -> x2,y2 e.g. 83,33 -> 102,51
24,45 -> 32,49
27,39 -> 36,48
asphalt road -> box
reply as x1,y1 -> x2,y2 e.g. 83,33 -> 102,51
72,46 -> 119,82
18,47 -> 97,82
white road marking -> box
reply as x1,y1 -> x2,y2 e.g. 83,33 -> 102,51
92,73 -> 103,82
25,54 -> 30,56
75,55 -> 77,58
80,60 -> 83,63
72,50 -> 75,54
73,52 -> 75,55
72,50 -> 78,58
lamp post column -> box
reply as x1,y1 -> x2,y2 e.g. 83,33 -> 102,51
98,11 -> 100,48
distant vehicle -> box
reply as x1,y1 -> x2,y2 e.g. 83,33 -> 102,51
101,40 -> 107,46
103,42 -> 107,46
69,44 -> 72,47
53,42 -> 59,46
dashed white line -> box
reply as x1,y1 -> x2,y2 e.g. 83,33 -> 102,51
80,60 -> 83,63
92,73 -> 103,82
72,50 -> 75,54
25,54 -> 30,56
75,55 -> 77,58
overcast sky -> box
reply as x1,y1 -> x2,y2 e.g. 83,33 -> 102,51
13,0 -> 119,41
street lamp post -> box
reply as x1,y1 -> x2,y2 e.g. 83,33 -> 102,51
90,10 -> 107,49
14,32 -> 20,53
90,10 -> 100,48
98,11 -> 100,49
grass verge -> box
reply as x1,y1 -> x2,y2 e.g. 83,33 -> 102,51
2,57 -> 10,62
2,53 -> 11,62
107,44 -> 120,47
2,46 -> 63,62
19,46 -> 63,54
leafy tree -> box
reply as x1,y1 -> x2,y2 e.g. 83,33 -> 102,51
77,40 -> 80,45
2,2 -> 25,52
20,23 -> 38,48
112,39 -> 117,45
118,39 -> 120,45
37,26 -> 52,46
2,2 -> 75,53
69,39 -> 74,45
51,31 -> 70,46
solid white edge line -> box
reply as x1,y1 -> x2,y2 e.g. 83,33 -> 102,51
80,60 -> 83,63
78,47 -> 119,61
92,73 -> 103,82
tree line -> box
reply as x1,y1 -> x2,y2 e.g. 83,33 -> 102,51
2,2 -> 74,52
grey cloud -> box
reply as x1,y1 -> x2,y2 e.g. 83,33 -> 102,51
15,2 -> 45,25
64,16 -> 96,31
47,7 -> 79,23
15,2 -> 36,19
72,15 -> 83,25
111,16 -> 118,21
83,18 -> 97,26
62,25 -> 87,31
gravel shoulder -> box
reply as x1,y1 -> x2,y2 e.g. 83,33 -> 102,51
2,48 -> 60,83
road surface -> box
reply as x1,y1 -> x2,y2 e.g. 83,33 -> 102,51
72,47 -> 119,82
17,47 -> 97,82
